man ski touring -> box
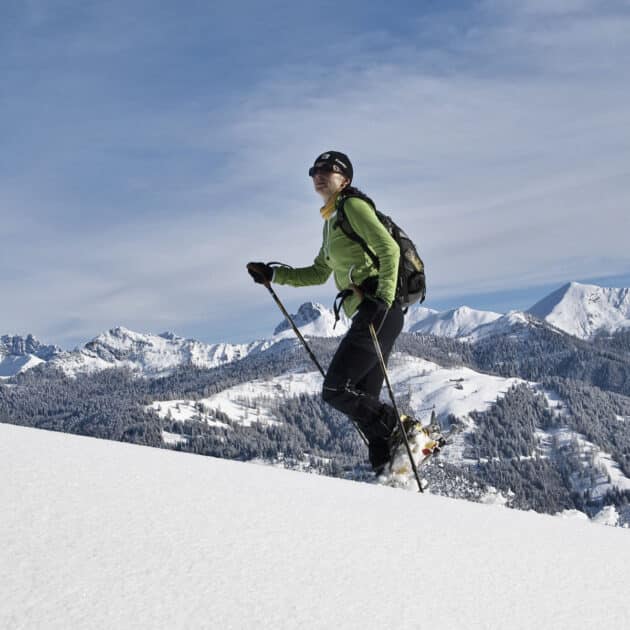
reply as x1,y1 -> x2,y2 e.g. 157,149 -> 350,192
247,151 -> 419,475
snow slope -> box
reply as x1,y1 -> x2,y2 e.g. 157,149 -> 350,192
1,423 -> 628,630
528,281 -> 630,339
150,370 -> 323,428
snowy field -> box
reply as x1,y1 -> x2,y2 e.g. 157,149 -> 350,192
2,423 -> 629,630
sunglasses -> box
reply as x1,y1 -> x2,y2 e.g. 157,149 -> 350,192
308,163 -> 345,177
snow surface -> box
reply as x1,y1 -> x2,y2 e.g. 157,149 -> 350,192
388,354 -> 523,422
2,423 -> 629,630
387,354 -> 524,463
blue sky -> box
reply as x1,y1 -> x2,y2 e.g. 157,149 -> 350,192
2,0 -> 629,348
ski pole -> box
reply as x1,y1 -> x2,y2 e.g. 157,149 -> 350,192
263,282 -> 327,378
257,277 -> 369,446
368,322 -> 425,493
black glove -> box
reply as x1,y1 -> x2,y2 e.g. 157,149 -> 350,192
247,262 -> 274,285
354,296 -> 389,329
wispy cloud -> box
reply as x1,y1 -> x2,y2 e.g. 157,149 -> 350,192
1,1 -> 629,346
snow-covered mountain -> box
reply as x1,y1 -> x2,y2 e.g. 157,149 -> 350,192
401,304 -> 438,331
405,304 -> 502,338
49,327 -> 275,378
528,281 -> 630,339
6,280 -> 630,378
402,303 -> 557,343
273,301 -> 348,339
277,282 -> 630,343
465,309 -> 563,342
2,304 -> 345,379
2,423 -> 628,630
0,334 -> 63,378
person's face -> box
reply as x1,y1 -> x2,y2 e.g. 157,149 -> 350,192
311,167 -> 349,201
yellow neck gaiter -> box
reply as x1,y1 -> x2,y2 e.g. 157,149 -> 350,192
320,194 -> 337,221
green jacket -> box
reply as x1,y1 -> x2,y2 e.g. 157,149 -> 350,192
273,196 -> 400,317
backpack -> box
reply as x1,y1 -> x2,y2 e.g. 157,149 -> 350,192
334,191 -> 426,308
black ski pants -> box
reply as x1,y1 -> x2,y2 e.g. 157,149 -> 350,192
322,301 -> 405,444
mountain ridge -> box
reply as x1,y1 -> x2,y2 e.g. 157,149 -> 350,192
3,280 -> 630,378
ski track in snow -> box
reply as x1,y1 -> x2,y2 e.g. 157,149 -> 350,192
1,423 -> 629,630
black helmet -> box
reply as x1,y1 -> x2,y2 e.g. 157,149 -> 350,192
308,151 -> 353,181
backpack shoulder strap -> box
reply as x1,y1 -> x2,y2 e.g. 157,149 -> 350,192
334,194 -> 380,269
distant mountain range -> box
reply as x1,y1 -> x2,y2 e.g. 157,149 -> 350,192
2,328 -> 279,379
3,280 -> 630,526
2,281 -> 629,379
406,282 -> 630,342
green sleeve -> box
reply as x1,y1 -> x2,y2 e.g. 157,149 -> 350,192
272,245 -> 332,287
344,197 -> 400,306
